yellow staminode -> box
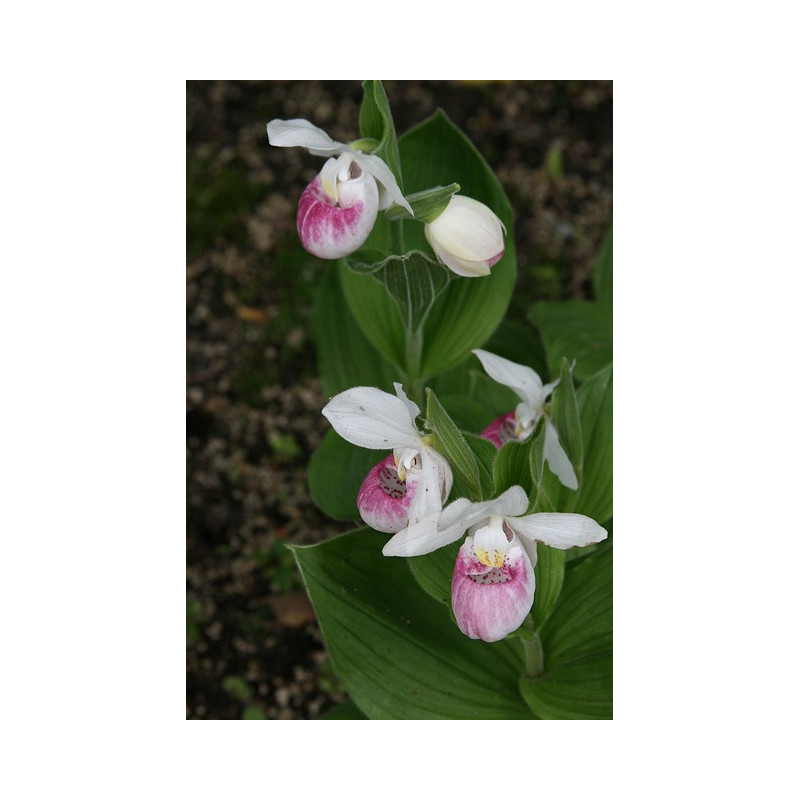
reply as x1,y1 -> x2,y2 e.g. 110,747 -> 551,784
475,548 -> 505,568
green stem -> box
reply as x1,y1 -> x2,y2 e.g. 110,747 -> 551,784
390,218 -> 405,255
404,327 -> 424,405
519,626 -> 544,678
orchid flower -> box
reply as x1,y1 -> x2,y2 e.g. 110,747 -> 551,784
473,349 -> 578,491
424,195 -> 506,277
384,486 -> 606,642
321,383 -> 453,535
267,119 -> 413,259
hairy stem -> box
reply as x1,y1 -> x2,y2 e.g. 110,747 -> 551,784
519,627 -> 544,678
390,218 -> 405,255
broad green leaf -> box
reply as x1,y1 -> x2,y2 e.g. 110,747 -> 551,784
592,228 -> 613,311
531,545 -> 565,629
291,529 -> 531,719
346,250 -> 453,334
359,80 -> 403,189
320,700 -> 368,720
340,110 -> 517,379
494,438 -> 533,497
437,394 -> 494,433
426,389 -> 480,499
408,539 -> 461,606
529,300 -> 612,383
575,365 -> 613,524
521,545 -> 612,719
308,429 -> 388,522
312,266 -> 397,396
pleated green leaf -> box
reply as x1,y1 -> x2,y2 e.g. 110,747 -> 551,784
575,365 -> 613,524
426,389 -> 480,499
531,544 -> 566,629
291,529 -> 531,719
529,301 -> 612,383
521,545 -> 612,719
408,539 -> 461,606
359,80 -> 403,190
308,430 -> 387,522
312,266 -> 397,397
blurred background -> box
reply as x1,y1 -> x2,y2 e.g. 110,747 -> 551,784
186,80 -> 612,719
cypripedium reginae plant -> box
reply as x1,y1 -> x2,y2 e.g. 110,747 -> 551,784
321,383 -> 453,534
474,348 -> 579,490
273,81 -> 612,719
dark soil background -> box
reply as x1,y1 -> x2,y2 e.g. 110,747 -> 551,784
186,80 -> 612,720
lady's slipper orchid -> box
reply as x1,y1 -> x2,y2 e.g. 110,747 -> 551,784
473,349 -> 578,490
267,119 -> 413,259
321,383 -> 453,535
384,486 -> 607,642
424,195 -> 505,277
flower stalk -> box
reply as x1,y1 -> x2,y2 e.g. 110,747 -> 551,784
519,623 -> 544,678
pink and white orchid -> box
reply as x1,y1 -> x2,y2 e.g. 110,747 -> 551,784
473,349 -> 579,491
267,119 -> 413,259
384,486 -> 606,642
321,383 -> 453,534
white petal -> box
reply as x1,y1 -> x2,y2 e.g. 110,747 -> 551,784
472,349 -> 546,411
544,421 -> 578,490
355,153 -> 413,214
406,451 -> 444,527
382,486 -> 527,558
508,512 -> 607,550
518,535 -> 538,568
426,447 -> 453,502
542,377 -> 560,400
426,233 -> 492,277
393,382 -> 420,421
266,119 -> 347,156
317,156 -> 341,203
322,387 -> 422,450
424,196 -> 504,262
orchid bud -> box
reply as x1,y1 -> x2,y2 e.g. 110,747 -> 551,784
424,195 -> 505,277
297,151 -> 379,259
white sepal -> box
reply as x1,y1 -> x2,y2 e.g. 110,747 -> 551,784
507,512 -> 607,550
321,387 -> 422,451
543,421 -> 579,491
472,349 -> 546,415
266,119 -> 346,156
356,152 -> 413,214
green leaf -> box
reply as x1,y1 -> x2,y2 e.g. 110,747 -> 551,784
291,529 -> 531,719
463,433 -> 497,500
521,545 -> 612,719
426,389 -> 480,499
320,699 -> 368,720
494,438 -> 534,497
436,395 -> 494,433
593,228 -> 613,311
574,365 -> 613,524
531,545 -> 565,629
359,80 -> 403,190
408,539 -> 461,606
384,183 -> 460,223
346,250 -> 453,335
340,110 -> 517,379
312,266 -> 397,396
529,300 -> 612,383
308,429 -> 387,522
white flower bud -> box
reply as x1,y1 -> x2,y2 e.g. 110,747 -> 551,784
424,195 -> 505,277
